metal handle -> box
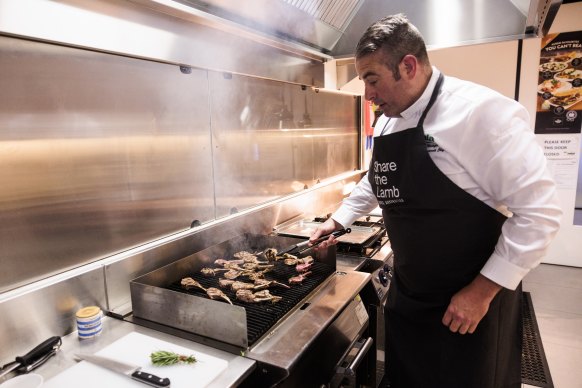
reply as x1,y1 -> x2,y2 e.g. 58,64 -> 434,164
311,228 -> 352,246
15,336 -> 61,368
131,370 -> 171,387
346,337 -> 373,375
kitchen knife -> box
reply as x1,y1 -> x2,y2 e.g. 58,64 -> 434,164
75,353 -> 170,387
278,228 -> 352,255
0,336 -> 62,379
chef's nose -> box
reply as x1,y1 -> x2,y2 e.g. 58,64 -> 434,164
364,86 -> 375,102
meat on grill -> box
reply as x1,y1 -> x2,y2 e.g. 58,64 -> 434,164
242,262 -> 274,271
201,267 -> 229,277
296,260 -> 314,273
289,271 -> 312,285
264,248 -> 279,262
235,289 -> 282,303
206,287 -> 233,304
253,278 -> 291,290
181,277 -> 207,292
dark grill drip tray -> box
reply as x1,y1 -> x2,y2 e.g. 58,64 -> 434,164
167,261 -> 335,346
522,291 -> 553,388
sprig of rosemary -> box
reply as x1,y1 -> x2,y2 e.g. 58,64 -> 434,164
150,350 -> 197,366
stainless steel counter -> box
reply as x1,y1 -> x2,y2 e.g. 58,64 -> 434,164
4,317 -> 255,387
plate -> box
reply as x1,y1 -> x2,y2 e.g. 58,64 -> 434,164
547,88 -> 582,109
539,61 -> 569,73
537,79 -> 572,94
554,69 -> 582,82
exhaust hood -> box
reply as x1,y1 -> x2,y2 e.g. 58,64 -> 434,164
172,0 -> 562,58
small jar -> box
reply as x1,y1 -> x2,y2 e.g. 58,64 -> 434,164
76,306 -> 102,339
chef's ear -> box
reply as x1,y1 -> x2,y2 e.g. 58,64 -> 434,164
400,55 -> 417,78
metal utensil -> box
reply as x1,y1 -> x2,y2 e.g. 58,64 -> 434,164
75,353 -> 170,387
0,336 -> 62,379
278,228 -> 351,255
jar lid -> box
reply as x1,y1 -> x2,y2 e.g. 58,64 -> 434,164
76,306 -> 101,319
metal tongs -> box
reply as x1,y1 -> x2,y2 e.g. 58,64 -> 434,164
279,228 -> 352,255
0,336 -> 62,379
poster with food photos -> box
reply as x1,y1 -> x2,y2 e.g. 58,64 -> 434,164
535,31 -> 582,134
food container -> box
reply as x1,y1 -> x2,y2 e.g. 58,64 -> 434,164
75,306 -> 102,339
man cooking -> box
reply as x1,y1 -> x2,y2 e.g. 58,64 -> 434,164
310,14 -> 562,388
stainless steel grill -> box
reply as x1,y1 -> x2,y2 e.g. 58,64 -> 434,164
166,259 -> 335,346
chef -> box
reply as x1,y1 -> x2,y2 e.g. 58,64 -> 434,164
311,14 -> 562,388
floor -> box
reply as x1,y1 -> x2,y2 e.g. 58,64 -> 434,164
522,263 -> 582,388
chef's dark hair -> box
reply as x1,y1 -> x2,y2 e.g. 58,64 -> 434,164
356,14 -> 429,80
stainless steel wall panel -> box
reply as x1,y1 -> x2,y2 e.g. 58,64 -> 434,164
0,266 -> 106,366
0,36 -> 214,293
208,72 -> 359,218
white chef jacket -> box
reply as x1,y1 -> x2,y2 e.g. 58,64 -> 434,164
332,68 -> 562,290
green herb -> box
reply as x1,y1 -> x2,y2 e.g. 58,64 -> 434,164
150,350 -> 197,366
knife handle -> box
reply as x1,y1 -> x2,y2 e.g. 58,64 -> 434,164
15,336 -> 61,367
131,370 -> 171,387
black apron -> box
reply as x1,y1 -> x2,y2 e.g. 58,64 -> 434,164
369,74 -> 522,388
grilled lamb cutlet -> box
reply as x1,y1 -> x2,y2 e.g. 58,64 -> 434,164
181,277 -> 207,292
231,281 -> 257,291
233,251 -> 268,263
264,248 -> 279,262
289,271 -> 312,285
218,278 -> 235,288
253,279 -> 291,290
296,260 -> 314,273
206,287 -> 233,304
242,262 -> 274,271
235,289 -> 282,303
214,258 -> 244,266
200,267 -> 229,277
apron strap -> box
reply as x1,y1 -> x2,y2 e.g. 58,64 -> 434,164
417,72 -> 445,128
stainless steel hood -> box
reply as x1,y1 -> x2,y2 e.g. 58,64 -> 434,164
172,0 -> 562,58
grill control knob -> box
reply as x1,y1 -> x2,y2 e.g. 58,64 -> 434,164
378,269 -> 389,287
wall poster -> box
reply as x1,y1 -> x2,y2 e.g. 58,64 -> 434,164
535,31 -> 582,135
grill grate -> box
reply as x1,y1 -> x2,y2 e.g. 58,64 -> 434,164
167,259 -> 335,346
522,291 -> 553,388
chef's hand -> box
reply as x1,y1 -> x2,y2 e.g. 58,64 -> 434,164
309,218 -> 343,249
441,274 -> 502,335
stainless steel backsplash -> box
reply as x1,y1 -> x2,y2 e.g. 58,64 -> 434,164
0,34 -> 359,294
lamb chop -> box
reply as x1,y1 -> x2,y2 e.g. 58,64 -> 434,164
214,258 -> 244,267
296,259 -> 314,273
218,278 -> 235,288
200,267 -> 229,277
235,289 -> 282,303
242,262 -> 274,271
253,278 -> 291,290
233,250 -> 256,260
181,277 -> 207,292
264,248 -> 279,262
289,271 -> 312,285
206,287 -> 233,304
231,281 -> 257,291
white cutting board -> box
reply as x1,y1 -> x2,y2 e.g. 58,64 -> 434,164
44,332 -> 228,388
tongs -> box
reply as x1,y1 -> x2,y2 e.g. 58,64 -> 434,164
279,228 -> 351,255
0,336 -> 62,379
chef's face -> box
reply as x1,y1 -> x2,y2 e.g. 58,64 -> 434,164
356,50 -> 409,117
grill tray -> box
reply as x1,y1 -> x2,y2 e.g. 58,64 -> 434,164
168,260 -> 334,346
130,233 -> 337,349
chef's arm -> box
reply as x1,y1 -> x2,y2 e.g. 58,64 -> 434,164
310,172 -> 378,245
442,274 -> 502,335
459,100 -> 562,290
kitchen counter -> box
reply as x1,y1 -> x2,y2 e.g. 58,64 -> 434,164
10,316 -> 255,387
